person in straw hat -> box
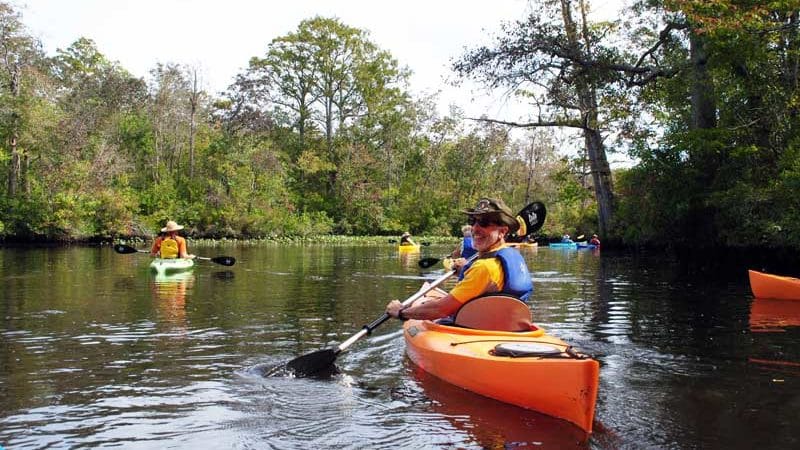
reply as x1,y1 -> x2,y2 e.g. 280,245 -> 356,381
386,197 -> 533,324
399,231 -> 417,247
150,220 -> 195,259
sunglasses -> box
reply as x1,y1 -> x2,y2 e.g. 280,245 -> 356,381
468,216 -> 501,227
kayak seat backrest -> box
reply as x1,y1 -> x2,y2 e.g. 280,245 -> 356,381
453,295 -> 533,332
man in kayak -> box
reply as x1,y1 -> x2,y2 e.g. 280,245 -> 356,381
150,220 -> 196,259
589,234 -> 601,246
386,197 -> 533,322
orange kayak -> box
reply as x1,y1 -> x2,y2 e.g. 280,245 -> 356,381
749,270 -> 800,300
403,319 -> 599,432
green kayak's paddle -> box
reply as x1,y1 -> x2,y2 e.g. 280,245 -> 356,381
113,243 -> 236,266
287,201 -> 547,377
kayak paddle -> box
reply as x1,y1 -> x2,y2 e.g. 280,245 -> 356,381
418,201 -> 547,269
286,262 -> 471,376
113,243 -> 236,266
287,200 -> 547,377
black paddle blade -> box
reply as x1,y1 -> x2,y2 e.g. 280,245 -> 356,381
421,241 -> 431,246
113,244 -> 139,254
211,256 -> 236,266
515,202 -> 547,236
418,257 -> 441,269
286,348 -> 338,377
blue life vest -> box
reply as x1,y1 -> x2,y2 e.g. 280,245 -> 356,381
459,246 -> 533,302
461,237 -> 477,259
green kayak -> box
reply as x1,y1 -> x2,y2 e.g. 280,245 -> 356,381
149,258 -> 195,275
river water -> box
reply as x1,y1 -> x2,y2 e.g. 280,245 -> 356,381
0,243 -> 798,449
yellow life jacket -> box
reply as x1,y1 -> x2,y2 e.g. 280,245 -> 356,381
160,237 -> 180,259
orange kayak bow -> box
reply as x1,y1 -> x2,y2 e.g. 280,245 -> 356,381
749,269 -> 800,300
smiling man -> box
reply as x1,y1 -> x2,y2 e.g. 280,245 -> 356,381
386,197 -> 533,323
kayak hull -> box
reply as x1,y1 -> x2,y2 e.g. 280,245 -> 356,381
549,242 -> 577,249
749,269 -> 800,300
403,320 -> 599,432
150,258 -> 195,275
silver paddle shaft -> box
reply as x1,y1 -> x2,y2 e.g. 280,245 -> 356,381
336,254 -> 478,353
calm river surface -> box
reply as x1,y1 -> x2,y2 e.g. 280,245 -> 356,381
1,243 -> 798,449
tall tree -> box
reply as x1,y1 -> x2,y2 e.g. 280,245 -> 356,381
0,2 -> 45,198
453,0 -> 613,236
239,16 -> 412,225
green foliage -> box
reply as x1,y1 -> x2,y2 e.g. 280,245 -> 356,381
12,1 -> 800,253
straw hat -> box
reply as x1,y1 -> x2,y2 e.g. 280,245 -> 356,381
161,220 -> 184,233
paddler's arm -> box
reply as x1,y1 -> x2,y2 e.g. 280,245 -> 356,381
150,238 -> 161,257
386,294 -> 461,321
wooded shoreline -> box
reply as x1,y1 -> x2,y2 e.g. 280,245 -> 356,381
2,3 -> 799,263
2,235 -> 796,277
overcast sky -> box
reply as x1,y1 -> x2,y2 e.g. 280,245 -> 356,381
19,0 -> 623,122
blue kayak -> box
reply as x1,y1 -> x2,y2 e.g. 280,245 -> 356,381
577,243 -> 597,250
549,242 -> 577,249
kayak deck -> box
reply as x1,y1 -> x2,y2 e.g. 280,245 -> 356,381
403,319 -> 599,432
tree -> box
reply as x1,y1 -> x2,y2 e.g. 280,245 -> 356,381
615,0 -> 800,247
239,16 -> 412,227
0,2 -> 45,197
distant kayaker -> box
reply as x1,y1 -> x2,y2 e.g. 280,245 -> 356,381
399,231 -> 417,246
386,197 -> 533,322
561,233 -> 573,243
450,225 -> 477,260
151,220 -> 195,259
589,234 -> 601,246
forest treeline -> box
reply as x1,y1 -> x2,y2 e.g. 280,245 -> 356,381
1,1 -> 799,258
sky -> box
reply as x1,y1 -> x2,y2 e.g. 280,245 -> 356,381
19,0 -> 623,122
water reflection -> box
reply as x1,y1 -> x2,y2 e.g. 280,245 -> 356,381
749,297 -> 800,331
151,271 -> 194,327
398,249 -> 420,268
748,297 -> 800,376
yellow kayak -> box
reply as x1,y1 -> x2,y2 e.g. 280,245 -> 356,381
398,244 -> 420,253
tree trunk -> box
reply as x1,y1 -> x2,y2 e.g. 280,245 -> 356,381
563,0 -> 615,236
7,132 -> 19,197
189,69 -> 199,181
6,69 -> 20,197
690,33 -> 717,130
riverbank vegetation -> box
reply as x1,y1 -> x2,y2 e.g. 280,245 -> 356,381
1,1 -> 799,262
